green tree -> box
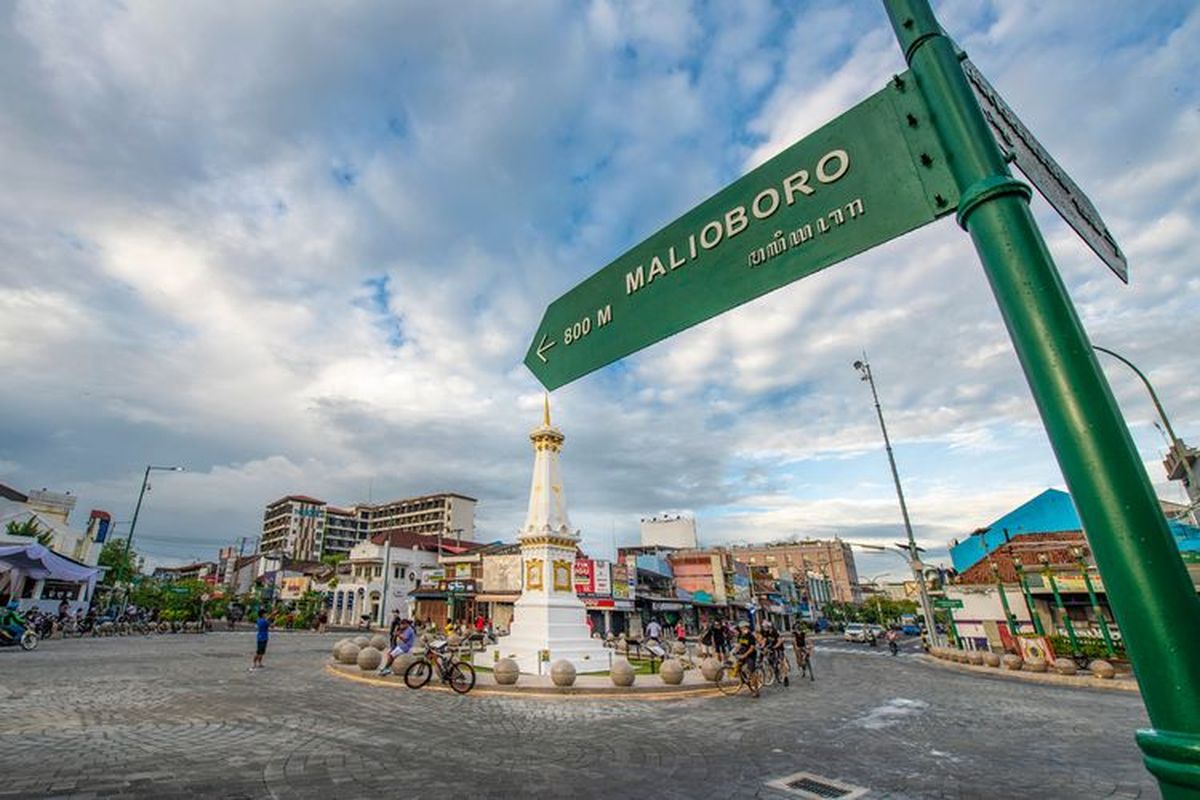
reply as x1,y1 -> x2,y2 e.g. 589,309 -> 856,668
320,553 -> 346,568
98,539 -> 141,584
6,518 -> 54,546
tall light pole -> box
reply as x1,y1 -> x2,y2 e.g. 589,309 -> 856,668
853,355 -> 940,646
120,465 -> 185,585
1094,345 -> 1199,525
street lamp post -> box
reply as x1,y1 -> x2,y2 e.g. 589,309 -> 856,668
854,355 -> 940,647
1094,345 -> 1199,525
120,465 -> 185,586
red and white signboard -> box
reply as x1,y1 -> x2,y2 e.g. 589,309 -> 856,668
593,559 -> 611,596
574,558 -> 594,595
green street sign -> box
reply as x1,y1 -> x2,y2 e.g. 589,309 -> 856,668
525,71 -> 958,390
934,597 -> 964,609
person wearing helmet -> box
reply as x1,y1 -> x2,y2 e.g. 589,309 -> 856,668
731,620 -> 760,698
760,620 -> 788,687
0,600 -> 27,644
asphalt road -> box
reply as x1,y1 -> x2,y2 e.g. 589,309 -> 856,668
0,631 -> 1156,799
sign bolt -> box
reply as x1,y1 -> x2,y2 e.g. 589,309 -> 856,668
934,194 -> 948,208
892,74 -> 906,91
920,153 -> 934,167
906,113 -> 918,128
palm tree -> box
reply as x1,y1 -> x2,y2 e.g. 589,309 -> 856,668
6,518 -> 54,546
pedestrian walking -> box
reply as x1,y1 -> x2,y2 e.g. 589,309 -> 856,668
713,619 -> 729,658
250,610 -> 270,671
673,620 -> 686,641
645,618 -> 662,645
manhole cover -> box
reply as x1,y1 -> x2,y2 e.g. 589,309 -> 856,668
764,772 -> 868,799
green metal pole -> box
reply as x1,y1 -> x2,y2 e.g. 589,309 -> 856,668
884,2 -> 1200,794
1012,558 -> 1044,636
990,562 -> 1020,647
1044,566 -> 1080,656
944,610 -> 960,649
1076,550 -> 1117,658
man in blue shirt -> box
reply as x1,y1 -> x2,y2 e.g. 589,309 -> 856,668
250,610 -> 270,671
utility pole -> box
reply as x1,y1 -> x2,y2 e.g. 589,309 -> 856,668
853,355 -> 941,647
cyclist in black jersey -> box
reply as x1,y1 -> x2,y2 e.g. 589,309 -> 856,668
761,621 -> 787,687
731,621 -> 759,698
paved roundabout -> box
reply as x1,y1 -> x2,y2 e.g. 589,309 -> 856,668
0,632 -> 1157,798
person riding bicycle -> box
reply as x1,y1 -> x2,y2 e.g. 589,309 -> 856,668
731,621 -> 760,698
761,621 -> 788,686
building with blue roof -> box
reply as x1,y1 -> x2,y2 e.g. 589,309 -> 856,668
951,489 -> 1200,574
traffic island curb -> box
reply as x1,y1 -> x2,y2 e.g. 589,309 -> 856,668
323,663 -> 724,700
918,654 -> 1139,694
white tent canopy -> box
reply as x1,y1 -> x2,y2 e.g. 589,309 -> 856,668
0,543 -> 100,582
0,542 -> 102,613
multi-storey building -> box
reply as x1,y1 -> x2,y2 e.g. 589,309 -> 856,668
323,506 -> 370,557
260,495 -> 327,561
727,539 -> 861,604
364,493 -> 476,541
260,492 -> 477,562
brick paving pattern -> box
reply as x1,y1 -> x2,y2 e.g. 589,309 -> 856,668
0,633 -> 1156,798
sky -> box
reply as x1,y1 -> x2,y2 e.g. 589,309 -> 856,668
1,1 -> 1196,580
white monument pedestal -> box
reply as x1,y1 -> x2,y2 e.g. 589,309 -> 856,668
485,592 -> 611,675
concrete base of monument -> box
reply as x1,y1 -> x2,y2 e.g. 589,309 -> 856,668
325,662 -> 720,699
481,596 -> 613,674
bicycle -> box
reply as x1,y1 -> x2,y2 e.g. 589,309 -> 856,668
766,646 -> 790,687
795,644 -> 815,682
404,640 -> 476,695
715,656 -> 762,697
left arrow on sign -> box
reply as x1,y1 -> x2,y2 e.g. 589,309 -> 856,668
535,334 -> 556,363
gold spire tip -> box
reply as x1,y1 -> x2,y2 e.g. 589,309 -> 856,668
542,393 -> 551,426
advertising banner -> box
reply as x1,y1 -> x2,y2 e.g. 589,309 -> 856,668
593,559 -> 612,596
279,576 -> 310,600
612,561 -> 633,600
1017,636 -> 1056,663
573,558 -> 595,595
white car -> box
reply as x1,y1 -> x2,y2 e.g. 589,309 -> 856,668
843,623 -> 866,642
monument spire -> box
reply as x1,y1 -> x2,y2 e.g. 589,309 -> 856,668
521,394 -> 573,540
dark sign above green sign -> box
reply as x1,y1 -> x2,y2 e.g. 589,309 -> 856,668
525,72 -> 959,391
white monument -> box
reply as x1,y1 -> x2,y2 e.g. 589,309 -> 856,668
486,398 -> 610,674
